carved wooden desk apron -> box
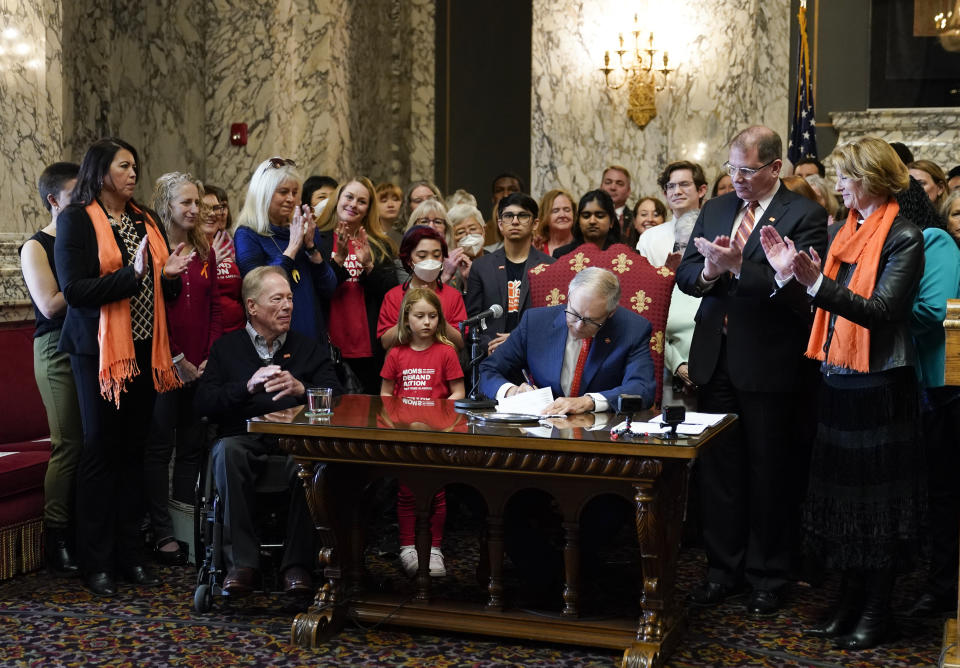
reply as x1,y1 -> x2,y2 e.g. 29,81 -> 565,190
248,395 -> 733,668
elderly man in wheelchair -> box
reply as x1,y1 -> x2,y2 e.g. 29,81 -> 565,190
194,266 -> 340,596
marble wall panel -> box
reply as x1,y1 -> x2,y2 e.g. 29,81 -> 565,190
531,0 -> 790,203
0,0 -> 64,238
830,108 -> 960,173
60,0 -> 206,206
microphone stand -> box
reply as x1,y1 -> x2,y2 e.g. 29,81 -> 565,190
454,316 -> 497,410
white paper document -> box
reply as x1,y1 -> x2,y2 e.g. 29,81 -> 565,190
611,419 -> 714,436
650,411 -> 726,428
496,386 -> 555,415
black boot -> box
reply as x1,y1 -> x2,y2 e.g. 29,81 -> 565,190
45,527 -> 79,576
805,570 -> 864,637
834,566 -> 896,650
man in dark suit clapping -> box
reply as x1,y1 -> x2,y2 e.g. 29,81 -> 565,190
676,125 -> 827,617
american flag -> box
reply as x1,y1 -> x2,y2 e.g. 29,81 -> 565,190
788,0 -> 818,164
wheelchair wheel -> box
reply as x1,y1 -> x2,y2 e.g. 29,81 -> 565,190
193,583 -> 213,613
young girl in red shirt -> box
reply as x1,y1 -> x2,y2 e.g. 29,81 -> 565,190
380,287 -> 465,577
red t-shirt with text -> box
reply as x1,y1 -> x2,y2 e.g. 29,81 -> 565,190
380,341 -> 463,399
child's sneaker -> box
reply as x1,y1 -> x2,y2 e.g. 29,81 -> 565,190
429,547 -> 446,577
399,545 -> 418,576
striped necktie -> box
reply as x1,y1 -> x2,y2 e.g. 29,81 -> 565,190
733,201 -> 759,250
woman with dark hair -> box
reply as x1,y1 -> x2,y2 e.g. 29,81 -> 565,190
710,171 -> 734,198
302,175 -> 338,211
200,184 -> 244,333
552,189 -> 622,258
54,137 -> 192,596
234,158 -> 338,344
761,136 -> 924,649
316,176 -> 399,393
625,196 -> 668,248
902,177 -> 960,617
377,226 -> 467,351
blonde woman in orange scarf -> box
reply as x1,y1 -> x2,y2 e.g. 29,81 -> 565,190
54,138 -> 192,597
760,137 -> 924,651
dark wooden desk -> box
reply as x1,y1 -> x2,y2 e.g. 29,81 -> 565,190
249,395 -> 733,668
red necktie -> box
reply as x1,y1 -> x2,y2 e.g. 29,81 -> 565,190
569,337 -> 592,397
733,201 -> 759,249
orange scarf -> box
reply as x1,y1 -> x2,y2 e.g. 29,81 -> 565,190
805,199 -> 900,373
87,201 -> 181,406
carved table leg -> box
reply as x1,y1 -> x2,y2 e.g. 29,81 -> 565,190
485,514 -> 504,610
290,461 -> 345,648
562,521 -> 580,617
628,462 -> 689,665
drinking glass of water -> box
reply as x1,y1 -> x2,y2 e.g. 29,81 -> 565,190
305,387 -> 333,417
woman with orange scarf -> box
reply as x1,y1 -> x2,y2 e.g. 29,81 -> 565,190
760,137 -> 924,650
55,138 -> 193,597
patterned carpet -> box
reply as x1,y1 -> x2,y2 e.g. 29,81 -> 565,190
0,517 -> 947,666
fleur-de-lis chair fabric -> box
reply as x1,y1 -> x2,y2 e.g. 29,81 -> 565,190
528,243 -> 675,406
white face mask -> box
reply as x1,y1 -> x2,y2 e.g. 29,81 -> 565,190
412,258 -> 443,283
458,233 -> 484,256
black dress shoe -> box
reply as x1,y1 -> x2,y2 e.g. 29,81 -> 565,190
153,537 -> 188,566
223,567 -> 256,597
45,529 -> 79,577
282,566 -> 313,595
84,571 -> 117,597
747,588 -> 784,618
688,580 -> 742,607
906,592 -> 955,617
121,565 -> 160,587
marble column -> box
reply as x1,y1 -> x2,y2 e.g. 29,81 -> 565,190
531,0 -> 791,201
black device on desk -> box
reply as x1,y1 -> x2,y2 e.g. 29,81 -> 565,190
609,394 -> 646,440
662,405 -> 686,439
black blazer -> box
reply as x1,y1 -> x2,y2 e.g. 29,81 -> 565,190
55,201 -> 181,357
675,185 -> 828,392
815,214 -> 924,374
465,246 -> 555,348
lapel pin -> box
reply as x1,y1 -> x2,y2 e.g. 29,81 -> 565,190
283,353 -> 291,359
768,216 -> 776,222
604,337 -> 611,344
497,265 -> 505,270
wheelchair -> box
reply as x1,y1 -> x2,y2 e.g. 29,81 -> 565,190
192,437 -> 296,613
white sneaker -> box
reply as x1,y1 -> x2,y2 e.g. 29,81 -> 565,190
399,545 -> 418,576
429,547 -> 446,577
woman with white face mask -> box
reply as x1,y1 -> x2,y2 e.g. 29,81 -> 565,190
446,204 -> 487,294
377,226 -> 467,351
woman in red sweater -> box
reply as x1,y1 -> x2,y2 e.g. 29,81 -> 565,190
144,172 -> 222,565
201,184 -> 244,333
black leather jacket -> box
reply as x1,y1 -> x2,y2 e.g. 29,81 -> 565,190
813,215 -> 924,375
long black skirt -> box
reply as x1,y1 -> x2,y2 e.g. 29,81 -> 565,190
802,366 -> 925,571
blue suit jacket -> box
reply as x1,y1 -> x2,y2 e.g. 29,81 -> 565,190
479,305 -> 656,408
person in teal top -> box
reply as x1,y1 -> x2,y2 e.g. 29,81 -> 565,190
904,178 -> 960,617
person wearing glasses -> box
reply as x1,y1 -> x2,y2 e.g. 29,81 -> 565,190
200,184 -> 244,334
551,189 -> 623,258
636,160 -> 709,270
479,266 -> 655,414
466,192 -> 554,357
675,125 -> 827,618
396,180 -> 443,239
234,157 -> 338,346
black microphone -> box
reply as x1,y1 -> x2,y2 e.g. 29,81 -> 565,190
459,304 -> 504,331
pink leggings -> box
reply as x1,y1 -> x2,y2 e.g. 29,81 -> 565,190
397,483 -> 446,547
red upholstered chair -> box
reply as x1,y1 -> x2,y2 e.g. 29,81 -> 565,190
528,243 -> 675,406
0,324 -> 52,579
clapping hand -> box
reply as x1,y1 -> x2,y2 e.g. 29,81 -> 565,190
693,234 -> 740,279
333,222 -> 350,264
791,248 -> 823,288
134,236 -> 149,279
263,369 -> 304,401
247,364 -> 281,394
164,242 -> 195,277
211,230 -> 233,264
353,228 -> 374,271
285,207 -> 305,258
301,204 -> 317,246
759,226 -> 797,280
